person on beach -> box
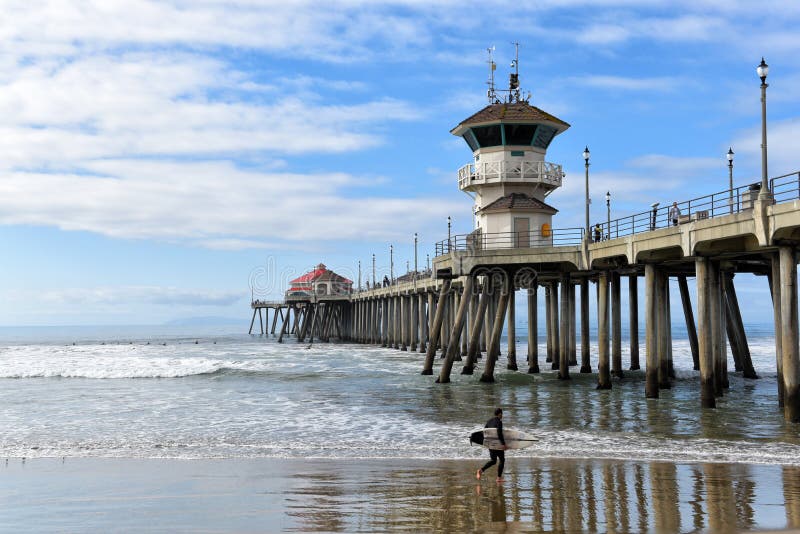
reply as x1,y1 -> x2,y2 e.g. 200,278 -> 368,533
477,408 -> 507,482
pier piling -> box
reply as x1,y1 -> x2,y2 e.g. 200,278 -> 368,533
528,284 -> 540,373
597,271 -> 611,389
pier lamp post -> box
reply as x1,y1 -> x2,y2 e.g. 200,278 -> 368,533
727,147 -> 735,214
372,254 -> 376,287
757,57 -> 770,198
605,191 -> 611,240
358,260 -> 361,292
414,233 -> 418,281
447,216 -> 452,252
427,254 -> 430,272
583,146 -> 591,242
390,244 -> 394,283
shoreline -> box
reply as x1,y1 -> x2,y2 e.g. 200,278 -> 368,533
3,456 -> 798,532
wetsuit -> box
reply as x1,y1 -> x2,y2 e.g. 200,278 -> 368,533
480,416 -> 505,477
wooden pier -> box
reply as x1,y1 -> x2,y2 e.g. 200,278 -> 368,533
251,172 -> 800,422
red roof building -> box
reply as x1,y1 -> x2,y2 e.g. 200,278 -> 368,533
287,263 -> 352,297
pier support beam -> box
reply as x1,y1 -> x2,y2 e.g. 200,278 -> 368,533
569,282 -> 577,366
645,264 -> 659,399
438,276 -> 474,383
528,284 -> 540,373
551,281 -> 560,370
628,275 -> 640,370
709,261 -> 725,397
410,294 -> 418,352
270,307 -> 281,336
696,257 -> 716,408
678,275 -> 700,371
418,293 -> 427,353
780,246 -> 800,422
580,279 -> 591,373
597,271 -> 611,389
724,274 -> 758,379
769,257 -> 785,406
381,298 -> 389,347
277,306 -> 292,343
658,271 -> 671,390
440,292 -> 450,357
481,283 -> 510,383
422,280 -> 451,375
400,294 -> 408,351
248,308 -> 258,335
559,273 -> 570,380
611,272 -> 623,378
507,289 -> 518,370
451,290 -> 461,361
463,282 -> 489,375
545,285 -> 552,363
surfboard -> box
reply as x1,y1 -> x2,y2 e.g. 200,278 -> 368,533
469,427 -> 538,450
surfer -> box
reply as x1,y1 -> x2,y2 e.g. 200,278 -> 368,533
476,408 -> 507,482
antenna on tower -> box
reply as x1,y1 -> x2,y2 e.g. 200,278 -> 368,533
486,46 -> 498,104
509,41 -> 521,103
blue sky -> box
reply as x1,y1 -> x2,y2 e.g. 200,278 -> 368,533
1,0 -> 799,326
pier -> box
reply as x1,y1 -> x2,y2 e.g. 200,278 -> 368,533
250,58 -> 800,423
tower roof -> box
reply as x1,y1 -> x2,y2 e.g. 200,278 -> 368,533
479,192 -> 558,214
451,102 -> 570,136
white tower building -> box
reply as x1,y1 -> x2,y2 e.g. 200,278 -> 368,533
450,51 -> 570,248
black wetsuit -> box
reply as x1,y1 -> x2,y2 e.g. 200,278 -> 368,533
480,416 -> 505,477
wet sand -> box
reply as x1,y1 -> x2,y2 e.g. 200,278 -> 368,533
2,456 -> 800,532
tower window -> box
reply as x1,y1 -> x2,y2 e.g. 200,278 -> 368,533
471,125 -> 502,147
463,131 -> 479,152
504,124 -> 537,146
533,125 -> 557,149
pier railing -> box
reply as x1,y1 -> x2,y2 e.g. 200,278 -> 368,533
457,160 -> 563,190
595,171 -> 800,242
435,227 -> 584,255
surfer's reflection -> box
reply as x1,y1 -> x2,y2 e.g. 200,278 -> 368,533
476,482 -> 508,523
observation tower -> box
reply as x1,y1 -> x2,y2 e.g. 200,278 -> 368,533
450,46 -> 570,247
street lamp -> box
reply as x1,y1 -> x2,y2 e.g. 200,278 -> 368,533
605,191 -> 611,239
414,233 -> 418,281
447,216 -> 452,252
358,260 -> 361,291
372,253 -> 376,287
757,57 -> 770,198
727,147 -> 735,213
583,146 -> 591,242
390,244 -> 394,284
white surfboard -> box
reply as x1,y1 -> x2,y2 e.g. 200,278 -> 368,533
470,427 -> 538,450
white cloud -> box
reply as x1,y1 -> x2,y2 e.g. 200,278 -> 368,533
0,160 -> 464,246
730,118 -> 800,177
38,286 -> 244,307
572,75 -> 680,92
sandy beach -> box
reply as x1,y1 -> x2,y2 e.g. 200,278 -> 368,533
3,456 -> 799,532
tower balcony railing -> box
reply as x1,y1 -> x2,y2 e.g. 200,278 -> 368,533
458,160 -> 563,190
435,228 -> 584,256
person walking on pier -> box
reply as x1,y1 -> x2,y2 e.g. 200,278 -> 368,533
477,408 -> 507,483
593,223 -> 602,242
669,201 -> 681,226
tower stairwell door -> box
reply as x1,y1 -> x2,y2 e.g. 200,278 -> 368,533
514,217 -> 530,248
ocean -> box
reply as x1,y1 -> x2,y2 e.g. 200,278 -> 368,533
0,322 -> 796,464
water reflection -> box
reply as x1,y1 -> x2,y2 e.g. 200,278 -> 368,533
283,458 -> 794,532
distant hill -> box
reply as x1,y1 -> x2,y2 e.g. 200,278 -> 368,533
163,316 -> 242,326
